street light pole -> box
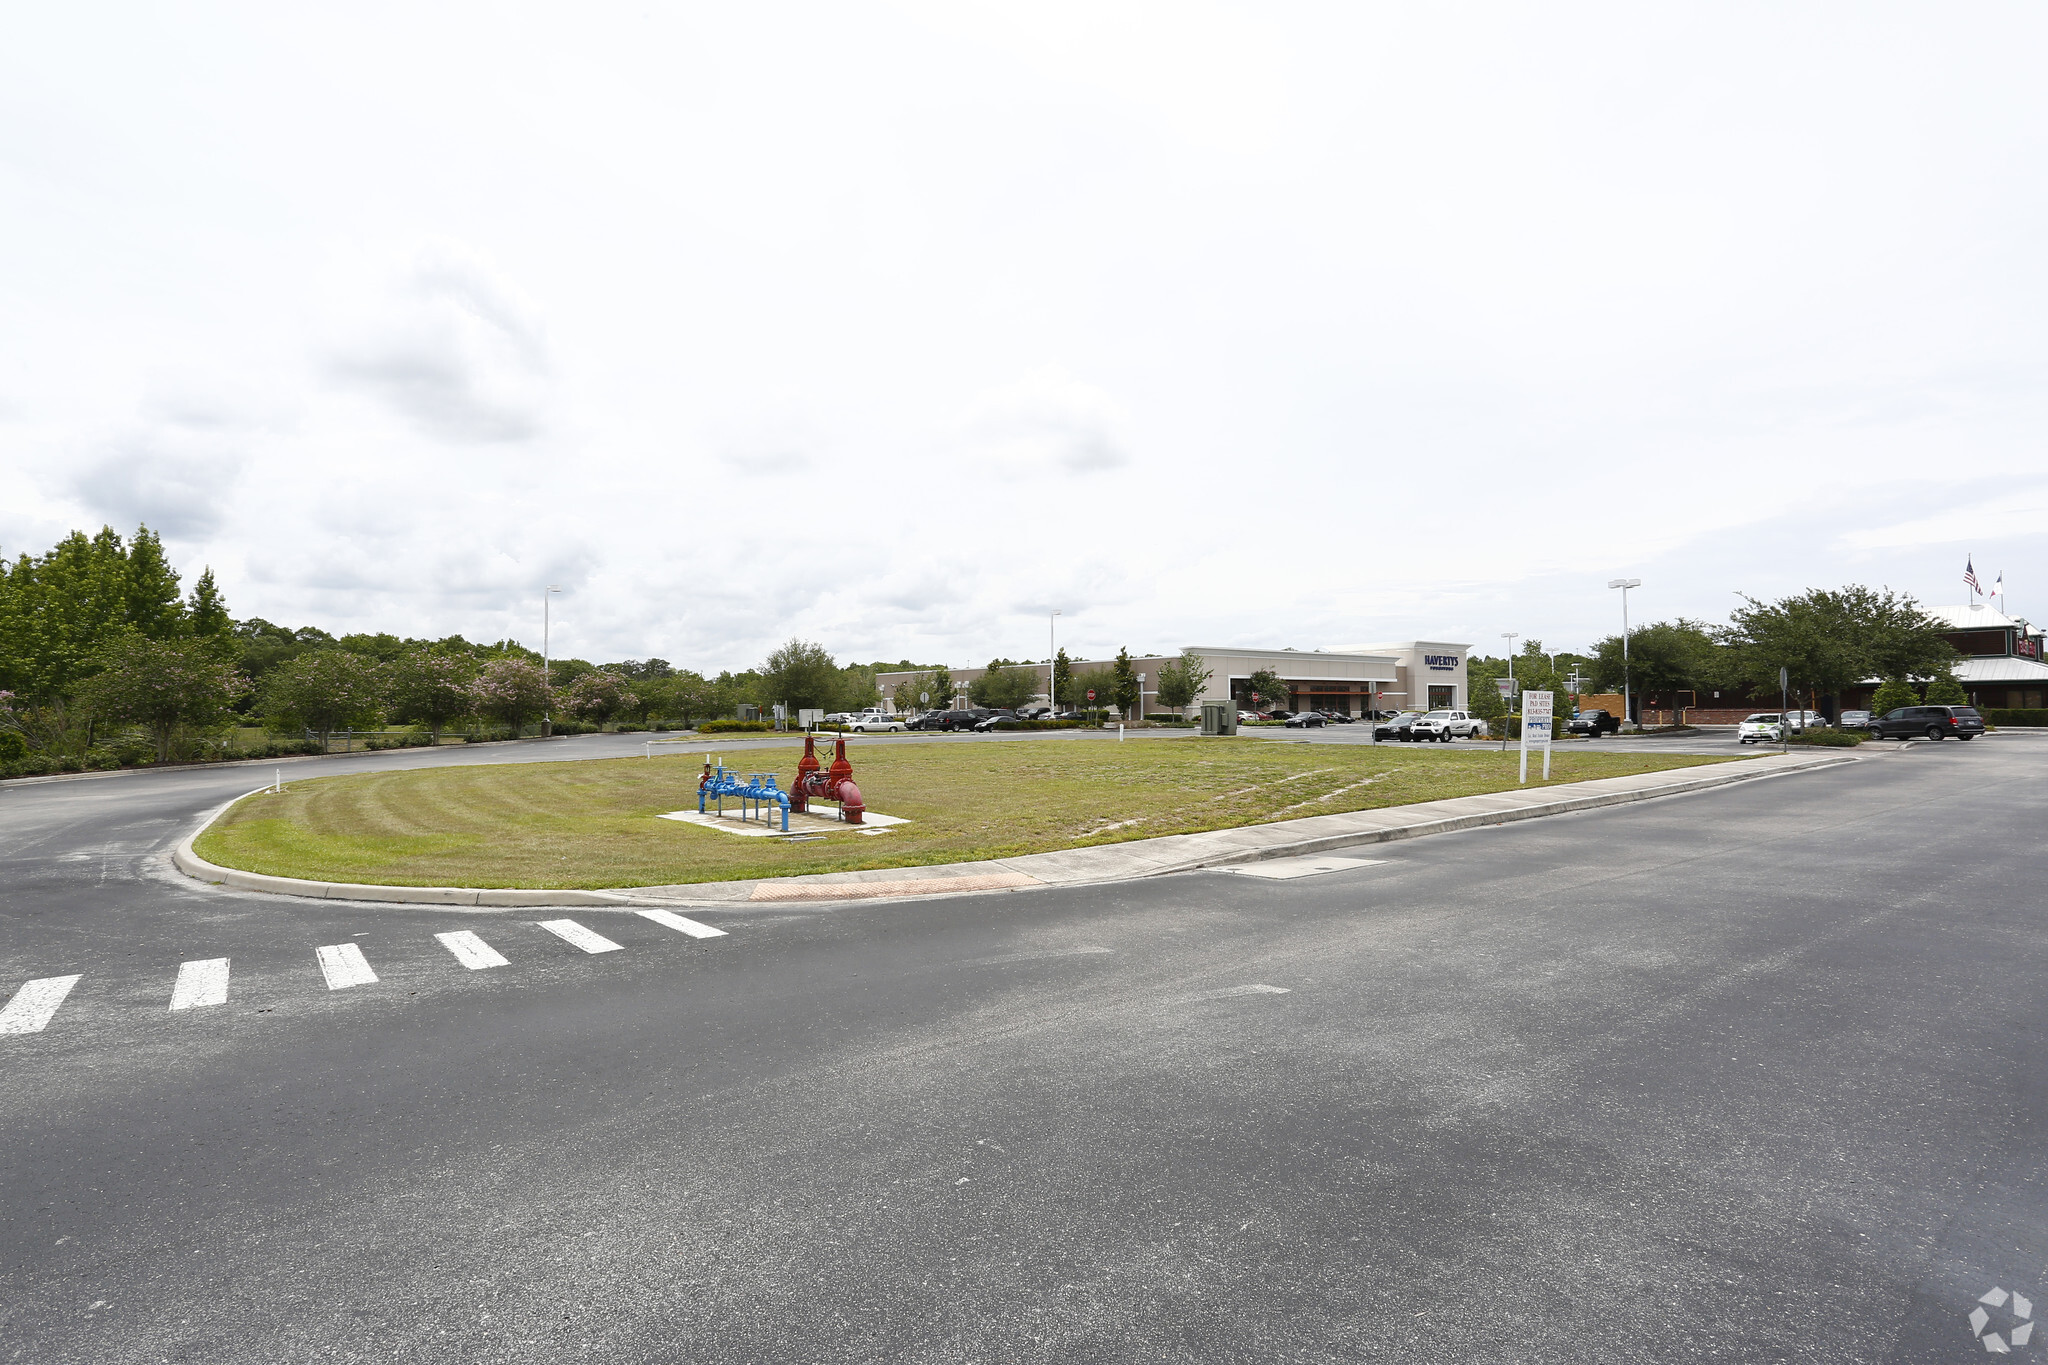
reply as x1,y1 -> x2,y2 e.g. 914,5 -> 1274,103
1048,610 -> 1061,714
1502,633 -> 1518,686
543,585 -> 561,737
1608,577 -> 1641,729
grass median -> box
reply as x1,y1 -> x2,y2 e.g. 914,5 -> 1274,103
194,737 -> 1737,889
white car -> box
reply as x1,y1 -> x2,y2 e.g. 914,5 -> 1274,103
1737,713 -> 1783,744
1409,709 -> 1488,741
845,715 -> 906,733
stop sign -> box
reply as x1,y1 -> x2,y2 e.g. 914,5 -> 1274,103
1086,689 -> 1096,701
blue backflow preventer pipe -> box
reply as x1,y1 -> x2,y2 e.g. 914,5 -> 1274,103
698,764 -> 791,831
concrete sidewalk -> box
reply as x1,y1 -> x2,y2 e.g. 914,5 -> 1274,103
172,750 -> 1853,910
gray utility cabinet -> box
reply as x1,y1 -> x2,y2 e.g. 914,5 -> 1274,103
1201,701 -> 1238,735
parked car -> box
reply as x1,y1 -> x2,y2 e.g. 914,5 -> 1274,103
1838,710 -> 1872,729
1015,704 -> 1054,720
1784,710 -> 1826,730
1866,704 -> 1985,741
1284,711 -> 1326,728
1566,708 -> 1620,738
1264,710 -> 1293,721
1237,710 -> 1263,725
1410,709 -> 1487,741
970,709 -> 1018,732
904,712 -> 949,731
845,714 -> 906,733
1374,711 -> 1424,740
1324,711 -> 1357,724
1738,713 -> 1784,744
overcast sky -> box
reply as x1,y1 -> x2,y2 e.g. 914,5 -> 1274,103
4,3 -> 2044,670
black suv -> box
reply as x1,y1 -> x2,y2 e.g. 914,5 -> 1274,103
1566,709 -> 1621,738
1867,705 -> 1985,741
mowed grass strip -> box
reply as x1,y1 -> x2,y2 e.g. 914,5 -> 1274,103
194,738 -> 1735,889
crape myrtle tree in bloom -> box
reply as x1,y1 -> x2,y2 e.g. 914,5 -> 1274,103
385,651 -> 478,742
557,669 -> 638,730
259,650 -> 384,750
76,634 -> 250,762
471,658 -> 551,737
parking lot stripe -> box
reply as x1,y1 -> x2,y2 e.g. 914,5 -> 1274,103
0,975 -> 83,1034
537,919 -> 623,954
436,930 -> 510,970
635,908 -> 727,939
316,943 -> 378,990
169,959 -> 230,1011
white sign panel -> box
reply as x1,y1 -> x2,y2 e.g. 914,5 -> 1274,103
797,708 -> 824,729
1520,690 -> 1554,783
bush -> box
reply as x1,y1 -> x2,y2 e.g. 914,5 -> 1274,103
615,723 -> 645,733
1983,708 -> 2048,728
86,749 -> 123,770
650,724 -> 670,733
698,719 -> 773,734
1787,728 -> 1866,747
1144,713 -> 1188,723
0,731 -> 26,762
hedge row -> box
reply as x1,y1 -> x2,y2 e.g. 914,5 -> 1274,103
697,719 -> 774,734
1786,729 -> 1867,747
1983,708 -> 2048,728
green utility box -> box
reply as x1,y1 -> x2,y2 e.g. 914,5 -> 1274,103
1201,701 -> 1237,735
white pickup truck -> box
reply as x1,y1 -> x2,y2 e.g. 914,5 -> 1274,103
1408,709 -> 1488,742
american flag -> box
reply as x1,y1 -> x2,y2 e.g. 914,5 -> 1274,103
1964,557 -> 1982,595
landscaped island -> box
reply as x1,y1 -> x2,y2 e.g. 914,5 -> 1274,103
193,739 -> 1736,889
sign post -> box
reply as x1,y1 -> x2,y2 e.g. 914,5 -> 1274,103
1779,666 -> 1789,754
1520,690 -> 1554,783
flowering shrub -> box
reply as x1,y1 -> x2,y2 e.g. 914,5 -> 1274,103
470,659 -> 551,736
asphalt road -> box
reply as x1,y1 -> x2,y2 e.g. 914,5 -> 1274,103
2,731 -> 2042,1362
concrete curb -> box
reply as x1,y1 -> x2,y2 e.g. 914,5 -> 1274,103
172,787 -> 634,907
171,749 -> 1857,910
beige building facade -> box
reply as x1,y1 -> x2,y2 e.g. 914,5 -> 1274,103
876,640 -> 1469,717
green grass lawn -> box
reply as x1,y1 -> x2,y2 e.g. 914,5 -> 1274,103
193,738 -> 1737,889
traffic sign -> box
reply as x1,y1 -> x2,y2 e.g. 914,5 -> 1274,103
1086,689 -> 1096,701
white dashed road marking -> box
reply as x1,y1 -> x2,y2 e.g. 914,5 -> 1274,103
1201,983 -> 1292,999
169,959 -> 230,1011
0,975 -> 83,1034
537,919 -> 623,954
316,943 -> 378,990
635,908 -> 727,939
435,931 -> 510,970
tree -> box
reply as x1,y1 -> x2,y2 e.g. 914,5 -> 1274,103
895,667 -> 952,713
1869,677 -> 1919,715
1154,648 -> 1213,713
385,651 -> 477,741
662,671 -> 716,726
470,658 -> 551,737
185,568 -> 232,648
77,633 -> 249,762
1052,648 -> 1074,706
1067,667 -> 1112,713
972,665 -> 1041,710
557,669 -> 638,729
1723,587 -> 1954,716
1245,668 -> 1286,712
260,650 -> 385,748
1923,672 -> 1967,706
1109,648 -> 1141,718
1588,620 -> 1718,722
1469,674 -> 1509,735
759,639 -> 840,712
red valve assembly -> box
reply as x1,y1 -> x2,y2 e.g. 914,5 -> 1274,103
791,735 -> 865,824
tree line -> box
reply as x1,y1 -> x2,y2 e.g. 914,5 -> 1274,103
1462,584 -> 1961,725
890,647 -> 1213,718
0,524 -> 930,770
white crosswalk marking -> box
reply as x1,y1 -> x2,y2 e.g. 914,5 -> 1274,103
635,908 -> 727,939
169,959 -> 230,1011
537,919 -> 623,954
436,930 -> 509,969
316,943 -> 378,990
0,975 -> 82,1034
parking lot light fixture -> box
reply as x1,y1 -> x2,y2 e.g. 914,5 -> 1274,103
1048,610 -> 1061,711
543,585 -> 562,737
1502,632 -> 1518,685
1608,577 -> 1642,728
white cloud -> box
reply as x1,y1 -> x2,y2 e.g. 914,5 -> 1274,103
1837,487 -> 2048,551
324,242 -> 552,444
958,368 -> 1131,474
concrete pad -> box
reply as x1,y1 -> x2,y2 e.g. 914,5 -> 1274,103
657,808 -> 911,837
1220,855 -> 1389,880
